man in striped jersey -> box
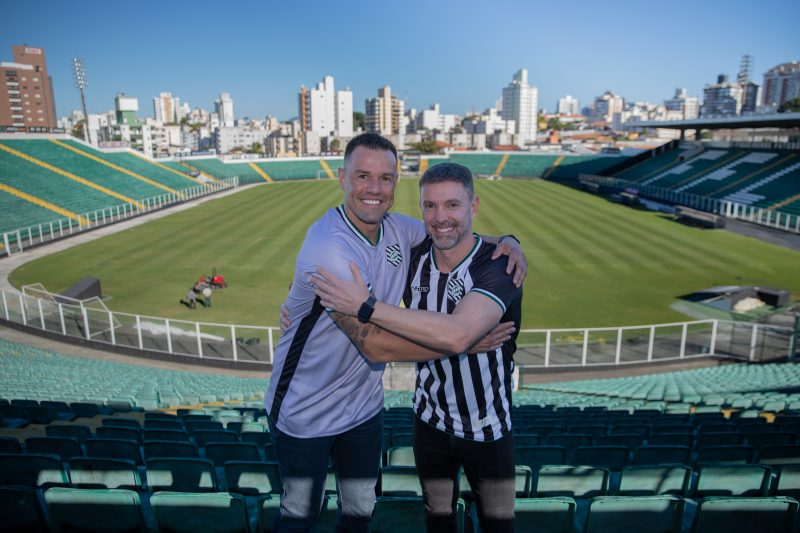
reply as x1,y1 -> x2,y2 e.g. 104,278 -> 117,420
266,135 -> 525,532
313,162 -> 522,532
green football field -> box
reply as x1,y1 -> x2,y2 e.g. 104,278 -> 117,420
8,178 -> 800,329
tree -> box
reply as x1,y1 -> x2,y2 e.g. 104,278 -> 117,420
246,142 -> 263,154
71,120 -> 85,140
410,140 -> 441,154
778,97 -> 800,113
537,113 -> 548,131
330,139 -> 341,152
353,111 -> 365,131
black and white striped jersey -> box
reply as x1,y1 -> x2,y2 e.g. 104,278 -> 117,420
403,235 -> 522,442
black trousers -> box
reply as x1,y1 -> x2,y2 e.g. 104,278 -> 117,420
413,417 -> 515,532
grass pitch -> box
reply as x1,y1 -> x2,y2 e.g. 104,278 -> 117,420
9,179 -> 800,328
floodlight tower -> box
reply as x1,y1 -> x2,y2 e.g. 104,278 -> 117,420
72,57 -> 91,144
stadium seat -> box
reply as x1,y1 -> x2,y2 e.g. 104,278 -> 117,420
573,445 -> 630,470
371,496 -> 430,533
25,405 -> 75,424
586,495 -> 684,533
693,464 -> 772,497
380,466 -> 423,497
595,433 -> 643,449
25,436 -> 83,461
748,431 -> 796,448
44,487 -> 146,533
0,436 -> 21,453
0,486 -> 48,531
143,440 -> 199,461
150,491 -> 249,533
144,419 -> 184,430
758,444 -> 800,465
101,417 -> 141,429
386,446 -> 416,466
616,465 -> 692,496
142,429 -> 190,442
96,426 -> 142,444
632,445 -> 691,466
145,457 -> 217,492
691,496 -> 799,533
185,420 -> 224,433
84,438 -> 142,464
240,431 -> 271,448
224,460 -> 282,495
0,453 -> 67,488
203,442 -> 261,467
696,432 -> 745,448
514,445 -> 567,471
46,424 -> 92,442
695,444 -> 756,465
392,432 -> 413,447
193,429 -> 239,446
68,457 -> 142,490
534,465 -> 609,498
773,464 -> 800,500
69,402 -> 103,418
647,433 -> 694,447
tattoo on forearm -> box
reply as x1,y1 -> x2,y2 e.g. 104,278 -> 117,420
330,311 -> 384,350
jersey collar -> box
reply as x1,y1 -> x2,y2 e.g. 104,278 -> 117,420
430,233 -> 481,274
337,204 -> 384,247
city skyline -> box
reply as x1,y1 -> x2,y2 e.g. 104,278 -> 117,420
2,0 -> 798,121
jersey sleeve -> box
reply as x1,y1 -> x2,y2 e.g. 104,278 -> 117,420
469,249 -> 521,314
295,230 -> 369,294
393,213 -> 427,247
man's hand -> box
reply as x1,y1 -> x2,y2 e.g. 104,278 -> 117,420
491,237 -> 527,288
279,302 -> 291,334
311,262 -> 370,316
468,321 -> 515,353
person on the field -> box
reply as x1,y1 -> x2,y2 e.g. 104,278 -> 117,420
311,163 -> 522,532
265,134 -> 526,532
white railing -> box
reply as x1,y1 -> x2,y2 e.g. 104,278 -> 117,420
579,174 -> 800,234
0,289 -> 794,368
0,178 -> 239,257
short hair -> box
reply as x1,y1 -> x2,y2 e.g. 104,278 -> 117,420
419,162 -> 474,198
343,133 -> 397,163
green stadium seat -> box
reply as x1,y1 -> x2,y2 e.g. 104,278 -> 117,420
632,445 -> 691,466
46,424 -> 92,442
586,495 -> 684,533
84,438 -> 142,465
380,465 -> 422,497
534,465 -> 609,498
224,460 -> 282,495
0,436 -> 21,453
0,486 -> 48,532
693,464 -> 772,497
691,496 -> 799,533
143,429 -> 190,442
695,444 -> 756,465
145,457 -> 217,493
617,465 -> 692,496
203,442 -> 261,467
69,457 -> 141,490
193,429 -> 239,446
573,445 -> 630,470
143,440 -> 199,461
25,436 -> 83,461
371,496 -> 432,533
514,446 -> 567,471
96,426 -> 142,444
45,487 -> 146,533
150,491 -> 249,533
0,453 -> 68,488
386,446 -> 415,466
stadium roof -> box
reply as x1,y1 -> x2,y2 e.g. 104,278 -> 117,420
626,112 -> 800,131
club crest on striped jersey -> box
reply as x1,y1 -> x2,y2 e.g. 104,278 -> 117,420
447,278 -> 465,302
386,243 -> 402,267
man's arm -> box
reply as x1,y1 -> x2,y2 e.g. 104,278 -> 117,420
312,262 -> 506,354
327,312 -> 515,363
482,235 -> 526,287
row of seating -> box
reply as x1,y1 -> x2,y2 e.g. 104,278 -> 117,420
2,486 -> 797,532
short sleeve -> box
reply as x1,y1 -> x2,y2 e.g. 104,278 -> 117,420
295,231 -> 369,294
392,214 -> 427,247
469,252 -> 521,315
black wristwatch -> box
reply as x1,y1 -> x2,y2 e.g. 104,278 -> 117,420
358,295 -> 377,323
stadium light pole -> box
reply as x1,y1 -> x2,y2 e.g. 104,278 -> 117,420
72,57 -> 91,145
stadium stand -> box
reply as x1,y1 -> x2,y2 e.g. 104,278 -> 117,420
0,139 -> 178,200
4,335 -> 800,530
258,158 -> 342,181
185,158 -> 265,184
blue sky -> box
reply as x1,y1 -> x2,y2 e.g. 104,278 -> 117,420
2,0 -> 798,120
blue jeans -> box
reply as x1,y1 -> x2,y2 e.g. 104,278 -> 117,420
269,410 -> 383,532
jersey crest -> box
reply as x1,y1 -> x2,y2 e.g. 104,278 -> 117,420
386,243 -> 403,267
447,277 -> 465,302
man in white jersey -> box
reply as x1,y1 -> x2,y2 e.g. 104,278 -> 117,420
266,135 -> 525,532
312,162 -> 522,532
